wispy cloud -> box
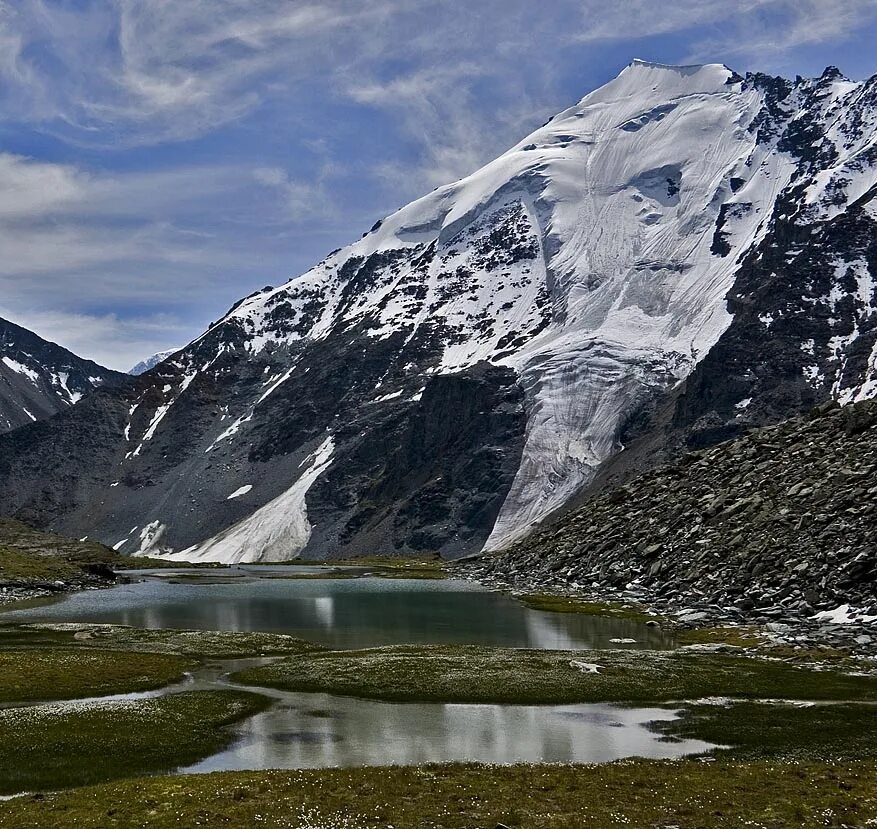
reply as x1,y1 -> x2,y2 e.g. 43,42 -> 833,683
683,0 -> 877,63
3,2 -> 874,159
0,152 -> 341,365
0,0 -> 875,366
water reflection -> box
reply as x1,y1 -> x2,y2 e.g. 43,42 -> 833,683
184,692 -> 713,771
4,569 -> 674,650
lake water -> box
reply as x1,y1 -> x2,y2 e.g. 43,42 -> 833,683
184,686 -> 714,770
2,567 -> 712,772
4,566 -> 674,650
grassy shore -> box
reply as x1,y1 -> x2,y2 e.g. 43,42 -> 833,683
0,690 -> 269,794
295,556 -> 448,580
0,583 -> 875,827
0,548 -> 85,583
1,760 -> 875,828
231,644 -> 877,705
0,648 -> 189,703
660,701 -> 877,762
0,622 -> 319,658
517,593 -> 654,621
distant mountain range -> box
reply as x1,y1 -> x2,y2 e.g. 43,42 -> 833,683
129,350 -> 180,376
0,60 -> 875,562
0,317 -> 125,434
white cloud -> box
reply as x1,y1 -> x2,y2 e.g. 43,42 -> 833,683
0,1 -> 409,144
2,2 -> 874,162
253,150 -> 339,220
345,63 -> 508,187
683,0 -> 877,62
0,152 -> 345,367
0,153 -> 253,220
0,154 -> 257,279
0,306 -> 192,372
2,1 -> 874,140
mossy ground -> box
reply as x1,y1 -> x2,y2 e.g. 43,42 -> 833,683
676,626 -> 764,648
165,558 -> 448,581
0,648 -> 189,703
112,557 -> 223,570
1,761 -> 874,828
660,701 -> 877,762
231,644 -> 877,705
318,556 -> 447,580
0,690 -> 269,794
0,520 -> 122,590
0,547 -> 83,583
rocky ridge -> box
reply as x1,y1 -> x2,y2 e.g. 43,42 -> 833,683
0,317 -> 125,434
459,399 -> 877,648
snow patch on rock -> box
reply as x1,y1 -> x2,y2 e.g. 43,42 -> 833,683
167,437 -> 335,563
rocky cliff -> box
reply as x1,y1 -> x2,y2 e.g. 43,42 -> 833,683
0,317 -> 125,434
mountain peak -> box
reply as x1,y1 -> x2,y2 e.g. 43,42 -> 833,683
129,349 -> 180,376
0,316 -> 125,433
628,57 -> 713,71
624,57 -> 737,78
580,59 -> 739,108
1,61 -> 875,565
820,65 -> 846,81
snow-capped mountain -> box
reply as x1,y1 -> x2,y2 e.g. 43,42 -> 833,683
129,350 -> 180,376
0,60 -> 875,562
0,316 -> 125,433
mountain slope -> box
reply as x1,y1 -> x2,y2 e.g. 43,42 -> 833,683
0,317 -> 126,433
0,60 -> 875,562
461,399 -> 877,621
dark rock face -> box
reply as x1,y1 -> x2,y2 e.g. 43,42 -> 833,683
0,317 -> 126,433
310,362 -> 526,558
0,321 -> 526,560
673,190 -> 877,448
465,399 -> 877,619
670,71 -> 877,449
0,185 -> 546,560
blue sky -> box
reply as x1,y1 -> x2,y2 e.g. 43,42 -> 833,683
1,0 -> 876,369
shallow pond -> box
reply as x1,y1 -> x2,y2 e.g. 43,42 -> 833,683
1,658 -> 716,772
4,567 -> 673,650
186,690 -> 714,770
1,568 -> 706,777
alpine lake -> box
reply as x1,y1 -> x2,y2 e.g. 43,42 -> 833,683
0,563 -> 876,828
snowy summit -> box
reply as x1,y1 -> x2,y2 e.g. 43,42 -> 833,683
0,60 -> 875,564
